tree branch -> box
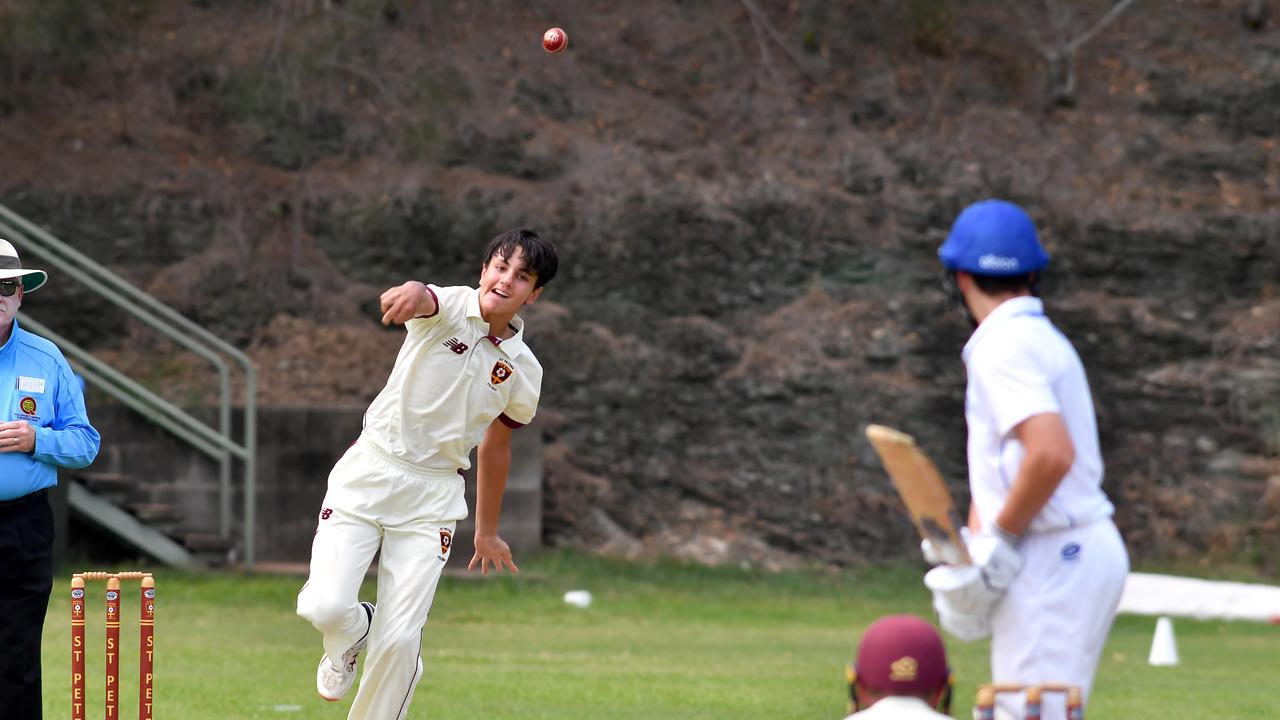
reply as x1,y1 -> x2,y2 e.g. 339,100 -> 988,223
1034,0 -> 1138,108
1064,0 -> 1138,54
744,3 -> 786,87
739,0 -> 824,85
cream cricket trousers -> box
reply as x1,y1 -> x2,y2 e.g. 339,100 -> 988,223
297,437 -> 468,720
991,519 -> 1129,720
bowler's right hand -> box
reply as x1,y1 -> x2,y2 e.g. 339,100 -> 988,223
380,281 -> 435,325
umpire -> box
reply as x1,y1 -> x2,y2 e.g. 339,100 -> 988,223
0,238 -> 100,718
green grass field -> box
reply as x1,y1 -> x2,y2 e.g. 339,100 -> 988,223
42,552 -> 1280,719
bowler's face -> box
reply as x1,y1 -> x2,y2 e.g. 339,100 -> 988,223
478,247 -> 541,318
0,281 -> 21,329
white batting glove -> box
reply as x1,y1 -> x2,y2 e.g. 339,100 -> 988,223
924,565 -> 989,615
920,527 -> 972,565
923,527 -> 1022,640
931,585 -> 993,641
968,529 -> 1022,593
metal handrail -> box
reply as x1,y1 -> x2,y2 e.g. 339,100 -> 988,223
0,203 -> 258,569
19,317 -> 232,460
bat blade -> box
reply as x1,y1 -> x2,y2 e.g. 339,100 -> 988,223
864,424 -> 971,565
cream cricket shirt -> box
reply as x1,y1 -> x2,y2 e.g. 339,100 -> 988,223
361,284 -> 541,473
961,297 -> 1114,535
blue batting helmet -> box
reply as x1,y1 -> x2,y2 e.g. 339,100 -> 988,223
937,200 -> 1049,275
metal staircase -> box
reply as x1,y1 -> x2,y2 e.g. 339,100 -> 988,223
66,472 -> 199,569
70,470 -> 234,568
0,203 -> 259,570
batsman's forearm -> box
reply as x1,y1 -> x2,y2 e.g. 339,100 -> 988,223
473,442 -> 511,536
997,413 -> 1075,536
997,450 -> 1071,535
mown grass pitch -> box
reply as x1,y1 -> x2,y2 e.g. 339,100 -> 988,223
42,551 -> 1280,719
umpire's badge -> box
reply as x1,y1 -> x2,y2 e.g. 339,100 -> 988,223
18,396 -> 37,417
889,656 -> 918,682
438,529 -> 452,561
490,359 -> 514,386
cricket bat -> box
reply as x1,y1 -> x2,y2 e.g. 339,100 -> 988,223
864,424 -> 971,565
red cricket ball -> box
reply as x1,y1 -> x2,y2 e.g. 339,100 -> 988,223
543,27 -> 568,54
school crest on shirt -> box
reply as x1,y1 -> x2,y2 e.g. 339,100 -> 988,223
438,529 -> 452,562
490,359 -> 514,386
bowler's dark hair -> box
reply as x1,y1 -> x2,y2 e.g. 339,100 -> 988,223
483,228 -> 559,289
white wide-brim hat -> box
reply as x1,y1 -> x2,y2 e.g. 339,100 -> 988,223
0,238 -> 48,293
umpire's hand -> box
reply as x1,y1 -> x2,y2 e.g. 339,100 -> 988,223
0,420 -> 35,453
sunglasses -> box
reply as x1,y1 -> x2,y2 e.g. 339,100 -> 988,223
0,281 -> 20,297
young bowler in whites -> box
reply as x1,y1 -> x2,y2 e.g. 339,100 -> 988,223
297,229 -> 558,720
922,200 -> 1128,720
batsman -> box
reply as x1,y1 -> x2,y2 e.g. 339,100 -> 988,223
923,199 -> 1129,720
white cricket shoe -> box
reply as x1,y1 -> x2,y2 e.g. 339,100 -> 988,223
317,602 -> 375,702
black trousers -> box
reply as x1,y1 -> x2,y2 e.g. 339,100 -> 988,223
0,489 -> 55,720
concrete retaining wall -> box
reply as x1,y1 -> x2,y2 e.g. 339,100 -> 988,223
76,402 -> 543,566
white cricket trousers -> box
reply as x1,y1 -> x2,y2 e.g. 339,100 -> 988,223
991,519 -> 1129,720
297,437 -> 468,720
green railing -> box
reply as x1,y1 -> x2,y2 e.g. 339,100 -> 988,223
0,203 -> 258,570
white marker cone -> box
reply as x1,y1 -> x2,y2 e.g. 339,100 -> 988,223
1147,616 -> 1179,666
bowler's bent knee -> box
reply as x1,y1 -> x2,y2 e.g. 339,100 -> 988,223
297,590 -> 355,633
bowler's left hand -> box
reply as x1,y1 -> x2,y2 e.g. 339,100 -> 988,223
0,420 -> 35,453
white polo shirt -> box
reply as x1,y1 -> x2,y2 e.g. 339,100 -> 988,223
361,284 -> 542,473
961,296 -> 1114,534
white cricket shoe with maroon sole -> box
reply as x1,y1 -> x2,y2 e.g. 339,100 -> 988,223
317,602 -> 375,701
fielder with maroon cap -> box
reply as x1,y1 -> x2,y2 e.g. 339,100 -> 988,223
844,615 -> 954,719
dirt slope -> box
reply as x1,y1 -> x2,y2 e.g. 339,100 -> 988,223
1,0 -> 1277,569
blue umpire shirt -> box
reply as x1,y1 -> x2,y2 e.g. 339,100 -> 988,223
0,318 -> 100,500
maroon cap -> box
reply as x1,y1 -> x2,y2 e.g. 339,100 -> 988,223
855,615 -> 949,695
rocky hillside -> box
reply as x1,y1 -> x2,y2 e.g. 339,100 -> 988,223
1,0 -> 1277,570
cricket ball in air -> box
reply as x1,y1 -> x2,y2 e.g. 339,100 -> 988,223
543,27 -> 568,54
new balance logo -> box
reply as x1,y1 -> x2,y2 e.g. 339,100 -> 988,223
444,338 -> 468,355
